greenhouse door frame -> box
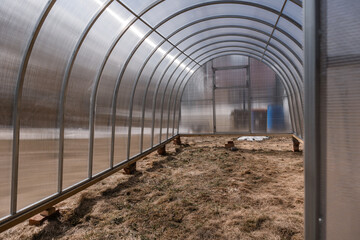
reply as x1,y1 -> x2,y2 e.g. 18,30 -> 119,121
211,60 -> 251,134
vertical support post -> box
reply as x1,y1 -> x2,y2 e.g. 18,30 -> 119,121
304,0 -> 324,239
247,57 -> 252,133
211,62 -> 217,133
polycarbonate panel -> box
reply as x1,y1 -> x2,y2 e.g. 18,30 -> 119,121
178,28 -> 272,54
140,42 -> 175,152
283,1 -> 302,26
215,88 -> 249,132
161,58 -> 195,140
250,58 -> 291,133
142,2 -> 280,28
18,0 -> 105,209
276,17 -> 302,45
180,55 -> 294,135
325,65 -> 360,240
180,100 -> 214,133
191,43 -> 266,60
323,1 -> 360,239
178,36 -> 267,56
327,1 -> 360,57
215,68 -> 247,88
59,0 -> 107,190
131,42 -> 171,153
265,45 -> 302,86
113,21 -> 154,159
153,54 -> 188,144
91,2 -> 134,176
198,49 -> 261,65
109,20 -> 151,164
179,67 -> 213,133
166,67 -> 193,137
163,18 -> 274,43
143,47 -> 180,148
0,0 -> 49,218
126,32 -> 164,158
251,98 -> 291,133
259,56 -> 298,134
272,30 -> 303,58
120,0 -> 156,15
262,54 -> 302,136
268,40 -> 303,79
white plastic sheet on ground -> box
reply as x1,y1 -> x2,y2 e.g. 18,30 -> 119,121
237,136 -> 269,142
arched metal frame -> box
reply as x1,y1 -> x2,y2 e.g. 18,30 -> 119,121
138,27 -> 303,149
158,32 -> 304,138
173,49 -> 300,136
130,12 -> 304,151
2,0 -> 304,230
118,1 -> 304,156
166,45 -> 298,136
156,29 -> 302,139
131,11 -> 303,146
138,13 -> 303,141
156,32 -> 304,136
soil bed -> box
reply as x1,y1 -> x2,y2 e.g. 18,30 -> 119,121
0,136 -> 304,240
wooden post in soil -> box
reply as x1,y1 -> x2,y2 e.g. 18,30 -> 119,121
157,145 -> 167,155
29,207 -> 58,226
123,162 -> 137,175
292,136 -> 300,152
225,141 -> 235,149
173,136 -> 181,145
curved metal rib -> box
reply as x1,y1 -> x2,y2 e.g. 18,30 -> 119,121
11,0 -> 57,215
58,0 -> 113,186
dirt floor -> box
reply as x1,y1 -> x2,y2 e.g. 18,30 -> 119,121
0,136 -> 304,240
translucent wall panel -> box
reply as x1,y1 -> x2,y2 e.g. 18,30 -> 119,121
130,42 -> 172,153
153,54 -> 187,145
0,0 -> 49,218
164,18 -> 274,44
142,3 -> 279,29
92,3 -> 134,176
124,32 -> 164,159
60,0 -> 107,189
215,68 -> 247,87
250,58 -> 291,133
324,65 -> 360,240
179,67 -> 213,133
216,88 -> 250,133
107,20 -> 150,164
120,0 -> 156,15
213,55 -> 249,68
160,58 -> 194,142
321,1 -> 360,239
18,0 -> 106,208
143,47 -> 179,150
180,55 -> 292,135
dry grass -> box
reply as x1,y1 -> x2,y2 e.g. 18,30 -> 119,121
0,136 -> 304,240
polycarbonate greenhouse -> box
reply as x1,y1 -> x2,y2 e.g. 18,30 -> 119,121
0,0 -> 359,239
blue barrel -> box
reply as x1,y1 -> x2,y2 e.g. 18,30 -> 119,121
267,105 -> 285,131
